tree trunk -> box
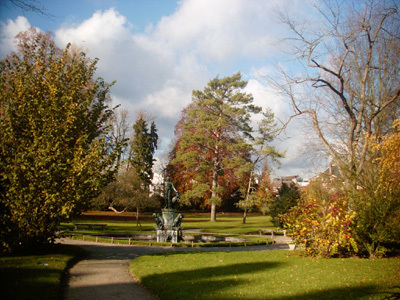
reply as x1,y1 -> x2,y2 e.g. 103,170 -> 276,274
136,207 -> 141,230
210,140 -> 220,222
243,208 -> 247,224
211,168 -> 218,222
211,202 -> 216,222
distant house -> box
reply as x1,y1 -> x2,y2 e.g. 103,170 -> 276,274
322,163 -> 341,178
271,175 -> 309,193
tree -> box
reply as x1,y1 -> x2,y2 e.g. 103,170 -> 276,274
128,112 -> 158,186
351,119 -> 400,257
94,167 -> 159,228
0,28 -> 123,252
97,112 -> 159,224
236,109 -> 284,223
270,182 -> 301,227
271,0 -> 400,180
1,0 -> 50,17
172,72 -> 261,221
108,108 -> 130,167
254,162 -> 275,216
271,0 -> 400,258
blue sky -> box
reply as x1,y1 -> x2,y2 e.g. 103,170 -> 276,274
0,0 -> 322,178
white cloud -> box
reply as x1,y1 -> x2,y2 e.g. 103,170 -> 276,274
0,16 -> 32,57
150,0 -> 282,65
0,0 -> 320,177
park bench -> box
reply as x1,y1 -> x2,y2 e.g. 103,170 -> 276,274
258,229 -> 287,239
73,223 -> 107,230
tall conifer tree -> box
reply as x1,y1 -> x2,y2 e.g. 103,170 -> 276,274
173,72 -> 261,221
129,114 -> 158,188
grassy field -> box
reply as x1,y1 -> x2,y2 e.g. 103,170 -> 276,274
131,250 -> 400,300
60,212 -> 277,246
0,244 -> 85,300
61,211 -> 275,235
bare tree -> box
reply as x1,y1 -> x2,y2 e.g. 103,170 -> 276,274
1,0 -> 52,17
108,108 -> 130,167
270,0 -> 400,181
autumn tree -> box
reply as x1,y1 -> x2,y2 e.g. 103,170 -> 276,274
351,119 -> 400,257
167,111 -> 247,212
254,161 -> 275,216
172,72 -> 261,221
271,0 -> 400,257
0,29 -> 123,252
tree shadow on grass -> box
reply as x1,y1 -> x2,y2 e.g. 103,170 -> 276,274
139,261 -> 283,300
137,256 -> 389,300
0,266 -> 60,300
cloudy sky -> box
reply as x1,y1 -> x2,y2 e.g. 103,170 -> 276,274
0,0 -> 324,179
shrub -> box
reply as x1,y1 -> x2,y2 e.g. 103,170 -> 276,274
280,195 -> 358,257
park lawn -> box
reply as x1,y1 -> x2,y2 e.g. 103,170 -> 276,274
0,245 -> 85,300
183,214 -> 274,235
62,211 -> 275,236
131,250 -> 400,300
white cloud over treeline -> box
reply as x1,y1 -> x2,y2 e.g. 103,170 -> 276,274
0,0 -> 319,177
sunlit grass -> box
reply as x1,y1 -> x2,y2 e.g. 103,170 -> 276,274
131,250 -> 400,300
62,212 -> 275,235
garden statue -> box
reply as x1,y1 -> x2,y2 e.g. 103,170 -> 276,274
164,177 -> 180,208
154,177 -> 184,243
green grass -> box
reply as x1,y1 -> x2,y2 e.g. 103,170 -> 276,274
66,234 -> 273,248
130,251 -> 400,300
183,214 -> 274,235
0,245 -> 85,300
62,212 -> 275,236
61,212 -> 276,247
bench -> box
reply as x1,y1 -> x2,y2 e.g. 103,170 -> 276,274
258,229 -> 287,238
73,223 -> 107,230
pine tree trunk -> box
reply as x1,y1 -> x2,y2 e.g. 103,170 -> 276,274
211,170 -> 218,222
210,140 -> 220,222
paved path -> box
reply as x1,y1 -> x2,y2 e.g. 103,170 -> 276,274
59,238 -> 289,300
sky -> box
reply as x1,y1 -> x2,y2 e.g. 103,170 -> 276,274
0,0 -> 325,179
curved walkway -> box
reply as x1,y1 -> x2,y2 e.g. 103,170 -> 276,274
59,238 -> 289,300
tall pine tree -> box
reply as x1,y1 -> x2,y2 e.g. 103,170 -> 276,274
172,72 -> 261,221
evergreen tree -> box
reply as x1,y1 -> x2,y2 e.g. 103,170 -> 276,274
129,114 -> 158,187
270,182 -> 301,227
172,72 -> 261,221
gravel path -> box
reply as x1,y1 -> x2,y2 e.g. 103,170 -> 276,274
59,238 -> 289,300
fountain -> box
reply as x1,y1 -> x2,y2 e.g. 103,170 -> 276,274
153,178 -> 184,243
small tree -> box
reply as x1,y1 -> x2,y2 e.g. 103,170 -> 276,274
95,168 -> 159,227
236,109 -> 284,223
0,29 -> 122,252
270,182 -> 300,227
